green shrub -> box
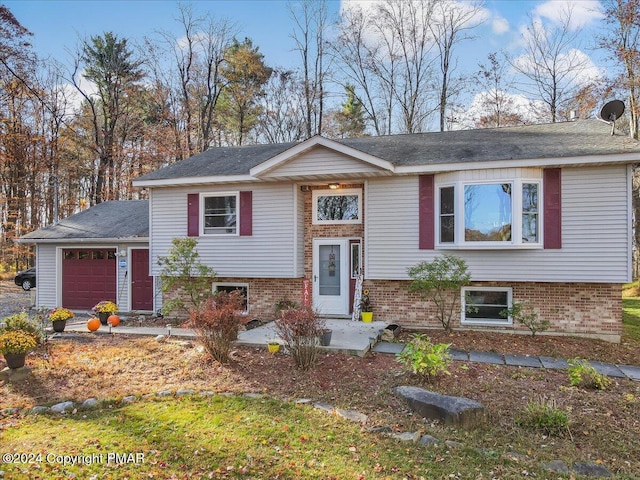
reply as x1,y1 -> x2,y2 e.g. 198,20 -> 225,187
516,397 -> 570,436
407,255 -> 470,332
500,302 -> 549,336
396,334 -> 451,381
567,358 -> 611,390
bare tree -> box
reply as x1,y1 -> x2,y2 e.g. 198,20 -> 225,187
147,4 -> 236,155
288,0 -> 330,137
256,69 -> 306,143
329,4 -> 390,135
600,0 -> 640,139
474,52 -> 524,127
508,7 -> 592,123
430,0 -> 485,131
371,0 -> 438,133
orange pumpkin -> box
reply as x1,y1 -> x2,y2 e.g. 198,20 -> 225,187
87,317 -> 101,332
107,314 -> 120,327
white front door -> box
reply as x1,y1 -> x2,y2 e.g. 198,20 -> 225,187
312,238 -> 349,315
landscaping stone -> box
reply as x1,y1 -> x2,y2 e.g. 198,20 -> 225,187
335,408 -> 368,424
588,361 -> 625,378
155,335 -> 166,342
419,434 -> 440,446
81,398 -> 99,409
391,431 -> 421,443
1,407 -> 18,416
50,401 -> 74,413
294,398 -> 313,405
371,342 -> 405,354
572,462 -> 612,477
539,356 -> 569,370
543,460 -> 570,474
30,406 -> 48,414
0,366 -> 31,381
367,425 -> 392,434
468,351 -> 504,364
618,364 -> 640,381
504,354 -> 542,368
448,348 -> 469,361
176,389 -> 195,397
395,386 -> 485,428
444,440 -> 464,449
313,401 -> 334,413
157,390 -> 173,397
122,395 -> 137,404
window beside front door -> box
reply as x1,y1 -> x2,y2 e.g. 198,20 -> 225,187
312,188 -> 362,224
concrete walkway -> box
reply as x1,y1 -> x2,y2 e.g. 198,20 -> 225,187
58,319 -> 640,381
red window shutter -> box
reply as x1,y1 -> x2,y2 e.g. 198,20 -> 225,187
543,168 -> 561,249
187,193 -> 199,237
239,191 -> 253,236
419,175 -> 435,249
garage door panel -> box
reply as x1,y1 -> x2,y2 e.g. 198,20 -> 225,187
62,249 -> 117,309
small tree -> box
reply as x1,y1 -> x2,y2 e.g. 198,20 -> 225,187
501,302 -> 550,336
189,290 -> 246,363
157,238 -> 216,316
274,305 -> 324,371
408,255 -> 471,332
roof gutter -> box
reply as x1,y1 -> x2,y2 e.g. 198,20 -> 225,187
15,236 -> 150,245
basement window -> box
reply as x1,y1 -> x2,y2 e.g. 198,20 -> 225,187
461,287 -> 512,326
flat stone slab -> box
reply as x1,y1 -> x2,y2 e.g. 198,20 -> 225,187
539,356 -> 569,370
448,348 -> 469,361
588,361 -> 626,378
504,354 -> 542,368
618,365 -> 640,381
469,351 -> 504,365
395,386 -> 485,429
371,342 -> 405,354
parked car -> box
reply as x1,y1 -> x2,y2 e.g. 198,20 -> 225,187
14,267 -> 36,291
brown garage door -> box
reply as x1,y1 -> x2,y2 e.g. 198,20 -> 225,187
62,249 -> 117,309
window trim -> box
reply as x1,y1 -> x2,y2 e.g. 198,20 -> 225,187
212,282 -> 249,314
312,188 -> 362,225
200,192 -> 240,236
436,179 -> 542,249
461,286 -> 513,326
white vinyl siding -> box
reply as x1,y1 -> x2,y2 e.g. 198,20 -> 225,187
366,165 -> 631,283
262,146 -> 383,179
151,183 -> 298,278
35,243 -> 57,308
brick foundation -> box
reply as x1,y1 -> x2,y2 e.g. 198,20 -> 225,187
167,277 -> 621,342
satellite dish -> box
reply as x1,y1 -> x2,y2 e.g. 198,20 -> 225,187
598,100 -> 625,135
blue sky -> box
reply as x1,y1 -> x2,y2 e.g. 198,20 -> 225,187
5,0 -> 606,72
4,0 -> 609,126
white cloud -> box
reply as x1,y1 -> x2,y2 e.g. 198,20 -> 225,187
491,16 -> 510,35
533,0 -> 604,30
513,47 -> 603,87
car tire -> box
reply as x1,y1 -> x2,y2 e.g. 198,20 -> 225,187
21,280 -> 32,291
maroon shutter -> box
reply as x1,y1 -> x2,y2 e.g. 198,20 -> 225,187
419,175 -> 435,249
239,191 -> 253,236
543,168 -> 561,249
187,193 -> 199,237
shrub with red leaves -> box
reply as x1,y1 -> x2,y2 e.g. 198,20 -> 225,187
274,305 -> 325,371
189,290 -> 246,363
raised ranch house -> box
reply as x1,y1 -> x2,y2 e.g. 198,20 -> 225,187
19,119 -> 640,342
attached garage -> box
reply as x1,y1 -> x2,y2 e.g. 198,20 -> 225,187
17,200 -> 154,314
62,248 -> 117,309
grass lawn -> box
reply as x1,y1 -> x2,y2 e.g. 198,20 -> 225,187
1,395 -> 537,480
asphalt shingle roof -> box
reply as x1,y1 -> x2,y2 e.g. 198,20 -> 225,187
20,200 -> 149,241
134,119 -> 640,182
